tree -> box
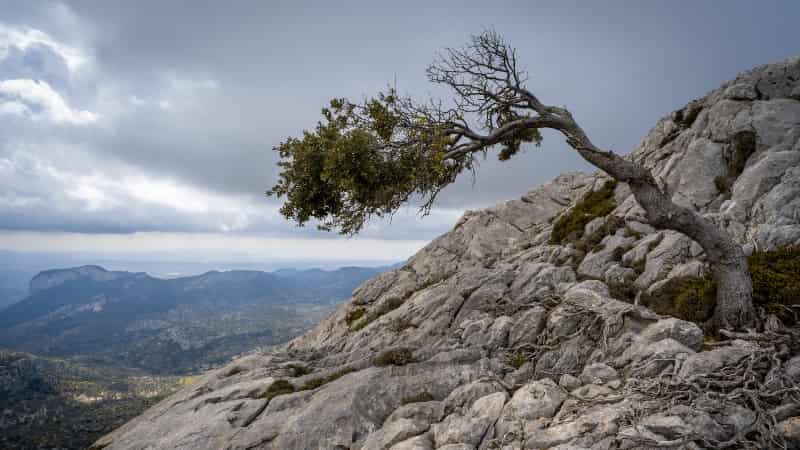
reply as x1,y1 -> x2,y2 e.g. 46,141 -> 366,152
268,30 -> 755,330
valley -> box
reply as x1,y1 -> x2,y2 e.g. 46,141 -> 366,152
0,264 -> 385,449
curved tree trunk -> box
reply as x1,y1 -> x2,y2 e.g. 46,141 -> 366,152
557,114 -> 756,330
421,32 -> 756,330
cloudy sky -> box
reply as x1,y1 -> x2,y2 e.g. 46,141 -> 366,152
1,1 -> 798,266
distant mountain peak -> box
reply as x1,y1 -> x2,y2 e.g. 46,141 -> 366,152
29,265 -> 133,295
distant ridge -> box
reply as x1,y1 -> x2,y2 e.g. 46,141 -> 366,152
0,264 -> 386,374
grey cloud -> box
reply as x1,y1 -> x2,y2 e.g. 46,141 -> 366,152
0,0 -> 799,240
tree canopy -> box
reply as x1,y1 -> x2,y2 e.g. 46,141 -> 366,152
267,30 -> 544,234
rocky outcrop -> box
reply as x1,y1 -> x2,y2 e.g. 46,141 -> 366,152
95,58 -> 800,449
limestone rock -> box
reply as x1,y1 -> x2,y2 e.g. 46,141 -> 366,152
93,57 -> 800,450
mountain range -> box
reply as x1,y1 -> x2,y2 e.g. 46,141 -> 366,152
0,264 -> 385,374
0,263 -> 388,449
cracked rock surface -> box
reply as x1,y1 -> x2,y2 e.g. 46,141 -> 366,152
95,58 -> 800,450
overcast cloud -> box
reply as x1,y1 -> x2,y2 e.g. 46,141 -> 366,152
1,1 -> 798,262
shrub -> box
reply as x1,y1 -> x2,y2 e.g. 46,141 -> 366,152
639,275 -> 716,324
344,307 -> 367,326
389,317 -> 416,333
607,281 -> 638,303
301,367 -> 356,390
259,379 -> 295,401
550,180 -> 618,246
373,348 -> 415,367
639,246 -> 800,325
400,392 -> 435,405
508,351 -> 528,369
749,246 -> 800,324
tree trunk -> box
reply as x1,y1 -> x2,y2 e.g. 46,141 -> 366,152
558,117 -> 756,330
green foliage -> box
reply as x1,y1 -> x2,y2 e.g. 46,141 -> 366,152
496,110 -> 543,160
640,275 -> 717,323
259,379 -> 295,401
640,246 -> 800,325
606,281 -> 638,303
400,392 -> 435,405
389,317 -> 416,333
301,367 -> 356,390
373,348 -> 416,367
267,92 -> 463,234
749,246 -> 800,324
508,351 -> 528,369
344,307 -> 367,327
550,180 -> 618,246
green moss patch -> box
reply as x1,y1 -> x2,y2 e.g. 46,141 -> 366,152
508,351 -> 528,369
550,180 -> 618,246
344,307 -> 367,327
640,246 -> 800,325
640,275 -> 716,323
607,281 -> 639,303
750,246 -> 800,323
258,379 -> 295,401
301,367 -> 356,390
373,349 -> 415,367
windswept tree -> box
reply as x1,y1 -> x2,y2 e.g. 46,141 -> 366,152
268,31 -> 755,330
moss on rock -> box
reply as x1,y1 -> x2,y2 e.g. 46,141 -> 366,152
373,348 -> 415,367
259,379 -> 295,401
550,180 -> 618,246
640,246 -> 800,325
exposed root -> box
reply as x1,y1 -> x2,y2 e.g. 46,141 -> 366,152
622,320 -> 800,449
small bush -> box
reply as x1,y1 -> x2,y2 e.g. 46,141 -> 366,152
344,307 -> 367,326
623,227 -> 643,241
607,281 -> 638,303
373,348 -> 415,367
639,246 -> 800,325
749,246 -> 800,324
508,352 -> 528,369
550,180 -> 618,246
259,379 -> 295,401
400,392 -> 435,405
301,367 -> 356,390
389,317 -> 416,333
640,275 -> 716,323
629,258 -> 646,275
